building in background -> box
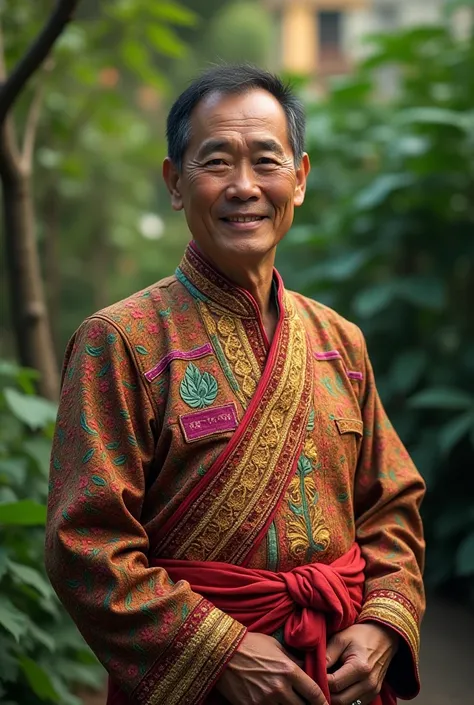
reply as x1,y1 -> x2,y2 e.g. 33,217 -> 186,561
264,0 -> 446,78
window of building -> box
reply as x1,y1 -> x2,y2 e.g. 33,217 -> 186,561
318,11 -> 342,48
317,10 -> 347,75
375,2 -> 399,31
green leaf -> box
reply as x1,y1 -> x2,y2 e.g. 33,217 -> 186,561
0,457 -> 27,485
353,282 -> 398,318
397,106 -> 471,132
409,388 -> 474,411
456,532 -> 474,577
389,349 -> 426,395
0,597 -> 28,642
4,388 -> 57,430
23,437 -> 52,477
19,657 -> 59,702
6,560 -> 53,600
27,621 -> 56,653
0,548 -> 8,580
149,1 -> 197,26
146,24 -> 187,58
355,173 -> 414,210
398,277 -> 445,310
438,413 -> 474,455
0,499 -> 47,526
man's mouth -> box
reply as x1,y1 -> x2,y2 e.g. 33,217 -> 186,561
221,216 -> 266,223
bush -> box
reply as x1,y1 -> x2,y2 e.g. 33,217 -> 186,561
278,19 -> 474,603
0,362 -> 104,704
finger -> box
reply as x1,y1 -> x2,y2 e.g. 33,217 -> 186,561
277,687 -> 310,705
291,667 -> 329,705
330,682 -> 372,705
327,658 -> 366,693
326,634 -> 346,669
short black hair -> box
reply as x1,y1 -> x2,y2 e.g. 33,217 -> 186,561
166,64 -> 306,170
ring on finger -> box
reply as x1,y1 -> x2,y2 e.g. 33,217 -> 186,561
351,700 -> 362,705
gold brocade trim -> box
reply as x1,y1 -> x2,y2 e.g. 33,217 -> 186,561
212,306 -> 262,401
358,592 -> 420,659
138,606 -> 244,705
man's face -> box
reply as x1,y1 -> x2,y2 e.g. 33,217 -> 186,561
163,89 -> 310,270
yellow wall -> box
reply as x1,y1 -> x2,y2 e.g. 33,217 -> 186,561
266,0 -> 367,74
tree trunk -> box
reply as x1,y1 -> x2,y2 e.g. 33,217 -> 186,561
1,125 -> 59,400
42,183 -> 62,359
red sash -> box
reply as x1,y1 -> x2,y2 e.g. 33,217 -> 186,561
108,544 -> 396,705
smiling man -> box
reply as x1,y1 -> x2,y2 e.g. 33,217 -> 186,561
46,66 -> 425,705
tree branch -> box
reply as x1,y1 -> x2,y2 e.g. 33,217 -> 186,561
0,0 -> 80,126
0,19 -> 7,81
0,24 -> 21,178
21,80 -> 45,173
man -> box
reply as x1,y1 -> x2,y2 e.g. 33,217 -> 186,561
45,65 -> 425,705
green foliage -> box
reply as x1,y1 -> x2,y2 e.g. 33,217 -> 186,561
279,16 -> 474,603
203,1 -> 275,66
0,363 -> 104,703
0,0 -> 197,357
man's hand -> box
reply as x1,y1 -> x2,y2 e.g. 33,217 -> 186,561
215,632 -> 328,705
326,623 -> 399,705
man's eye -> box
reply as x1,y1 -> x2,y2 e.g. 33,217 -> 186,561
205,159 -> 227,166
257,157 -> 278,165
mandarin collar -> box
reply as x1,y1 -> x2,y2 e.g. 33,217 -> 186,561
176,242 -> 289,319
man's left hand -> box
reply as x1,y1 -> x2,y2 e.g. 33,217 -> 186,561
326,623 -> 399,705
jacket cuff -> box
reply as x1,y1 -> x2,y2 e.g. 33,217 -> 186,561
357,589 -> 421,699
133,599 -> 246,705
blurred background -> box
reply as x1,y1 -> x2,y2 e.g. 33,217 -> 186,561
0,1 -> 473,703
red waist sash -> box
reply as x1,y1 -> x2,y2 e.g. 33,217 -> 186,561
107,543 -> 396,705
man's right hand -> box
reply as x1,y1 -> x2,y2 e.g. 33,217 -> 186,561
215,632 -> 328,705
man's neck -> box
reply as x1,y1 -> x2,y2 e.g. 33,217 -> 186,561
192,243 -> 279,341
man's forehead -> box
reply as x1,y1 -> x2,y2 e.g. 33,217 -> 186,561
189,89 -> 291,148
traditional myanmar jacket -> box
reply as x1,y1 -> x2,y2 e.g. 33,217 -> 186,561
45,243 -> 425,705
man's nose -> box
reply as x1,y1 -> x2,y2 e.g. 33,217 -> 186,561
225,164 -> 261,201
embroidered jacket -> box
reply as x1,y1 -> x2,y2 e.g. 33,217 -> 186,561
45,244 -> 425,705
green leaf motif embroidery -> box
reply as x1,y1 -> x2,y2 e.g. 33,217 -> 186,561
81,411 -> 98,436
135,345 -> 149,355
86,345 -> 104,357
82,448 -> 95,464
180,363 -> 218,409
297,455 -> 313,476
91,475 -> 106,486
307,409 -> 315,432
98,361 -> 111,377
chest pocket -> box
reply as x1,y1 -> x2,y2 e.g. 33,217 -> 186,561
334,417 -> 363,471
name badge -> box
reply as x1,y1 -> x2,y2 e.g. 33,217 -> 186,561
179,402 -> 238,443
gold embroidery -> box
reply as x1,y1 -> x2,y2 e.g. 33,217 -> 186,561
286,449 -> 330,561
335,418 -> 363,436
198,301 -> 259,408
164,313 -> 310,562
144,609 -> 244,705
359,593 -> 420,659
215,308 -> 261,401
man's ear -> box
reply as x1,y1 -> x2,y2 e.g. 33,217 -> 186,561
294,153 -> 311,208
162,157 -> 183,211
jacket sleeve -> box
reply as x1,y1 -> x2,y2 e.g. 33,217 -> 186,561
353,331 -> 426,699
45,317 -> 245,705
